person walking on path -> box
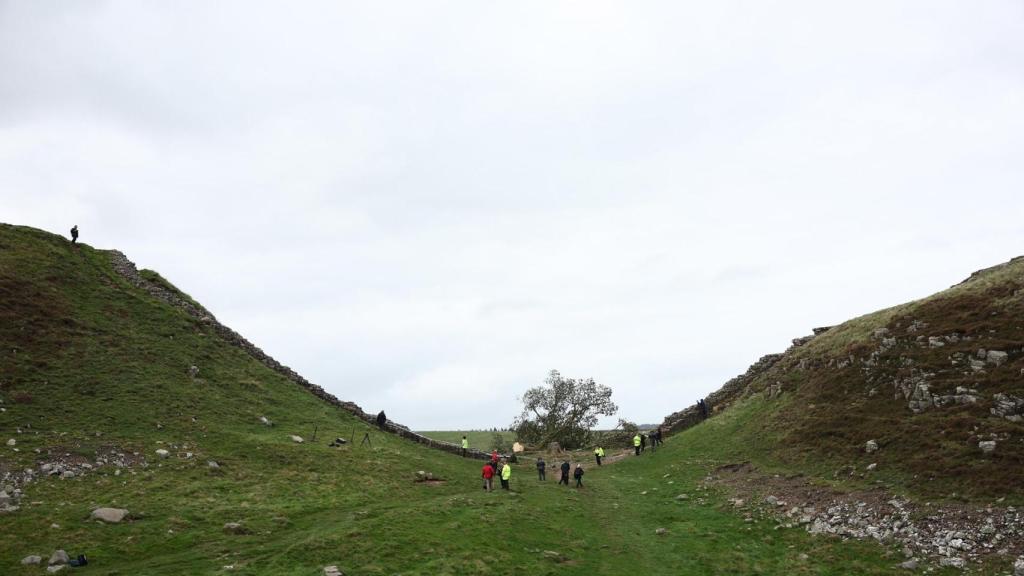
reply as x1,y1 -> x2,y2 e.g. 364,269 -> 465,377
70,225 -> 79,244
461,435 -> 469,457
633,433 -> 642,456
640,433 -> 647,453
559,460 -> 571,485
536,456 -> 546,480
574,463 -> 584,488
376,411 -> 387,430
594,446 -> 604,466
481,461 -> 495,492
500,459 -> 512,490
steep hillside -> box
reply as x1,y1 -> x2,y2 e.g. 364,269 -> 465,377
3,222 -> 1019,575
662,257 -> 1024,501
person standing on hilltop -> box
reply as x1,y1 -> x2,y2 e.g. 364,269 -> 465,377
574,463 -> 585,488
461,435 -> 469,457
376,411 -> 387,430
559,460 -> 571,485
500,458 -> 512,490
70,225 -> 79,244
594,446 -> 604,466
481,461 -> 495,492
633,433 -> 642,456
536,456 -> 546,480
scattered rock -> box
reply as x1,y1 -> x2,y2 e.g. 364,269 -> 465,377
259,416 -> 272,426
986,350 -> 1008,366
187,365 -> 200,378
655,527 -> 668,535
1013,556 -> 1024,576
939,557 -> 965,569
223,522 -> 250,535
91,507 -> 129,523
865,440 -> 879,453
289,435 -> 304,444
979,440 -> 997,455
47,566 -> 66,574
208,461 -> 220,469
541,550 -> 568,562
323,566 -> 344,576
155,449 -> 170,459
21,555 -> 42,565
675,494 -> 689,501
6,438 -> 15,447
48,550 -> 69,566
415,470 -> 434,482
866,463 -> 877,471
899,559 -> 918,570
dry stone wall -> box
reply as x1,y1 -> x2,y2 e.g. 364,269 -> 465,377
108,250 -> 491,461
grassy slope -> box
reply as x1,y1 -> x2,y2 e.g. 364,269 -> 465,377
710,259 -> 1024,502
0,223 -> 966,574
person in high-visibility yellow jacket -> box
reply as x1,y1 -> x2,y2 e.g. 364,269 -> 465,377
461,436 -> 468,457
633,434 -> 642,456
594,446 -> 605,466
500,459 -> 512,490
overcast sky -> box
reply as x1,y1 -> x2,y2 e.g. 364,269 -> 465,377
2,2 -> 1023,430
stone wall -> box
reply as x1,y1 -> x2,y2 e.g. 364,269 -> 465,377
659,352 -> 786,435
108,251 -> 492,461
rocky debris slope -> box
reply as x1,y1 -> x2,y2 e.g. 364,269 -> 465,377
711,462 -> 1024,572
108,250 -> 492,461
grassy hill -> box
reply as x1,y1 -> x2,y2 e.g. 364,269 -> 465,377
660,256 -> 1024,503
0,222 -> 1019,574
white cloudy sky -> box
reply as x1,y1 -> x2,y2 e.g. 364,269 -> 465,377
2,2 -> 1022,429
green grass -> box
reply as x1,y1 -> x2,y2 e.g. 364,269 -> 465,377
416,430 -> 515,451
0,223 -> 1013,574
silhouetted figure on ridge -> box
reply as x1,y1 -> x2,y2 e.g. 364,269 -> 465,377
376,410 -> 387,430
70,225 -> 79,244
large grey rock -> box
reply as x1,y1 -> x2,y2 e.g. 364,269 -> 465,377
6,438 -> 15,446
979,440 -> 997,454
986,350 -> 1008,366
21,555 -> 42,565
1013,556 -> 1024,576
899,559 -> 917,570
865,440 -> 879,453
155,448 -> 170,458
91,507 -> 129,523
48,550 -> 69,565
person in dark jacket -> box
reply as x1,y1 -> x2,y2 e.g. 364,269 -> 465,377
640,433 -> 647,453
70,225 -> 79,244
573,463 -> 584,488
376,411 -> 387,430
559,460 -> 571,485
536,457 -> 546,480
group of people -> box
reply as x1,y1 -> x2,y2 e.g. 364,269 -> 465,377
632,429 -> 663,456
535,457 -> 585,487
481,449 -> 513,491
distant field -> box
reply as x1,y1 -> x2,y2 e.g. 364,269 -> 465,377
416,430 -> 515,449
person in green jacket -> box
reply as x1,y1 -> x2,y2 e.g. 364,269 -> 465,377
461,435 -> 469,457
594,446 -> 604,466
633,433 -> 642,456
500,459 -> 512,490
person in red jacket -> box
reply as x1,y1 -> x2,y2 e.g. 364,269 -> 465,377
481,462 -> 495,492
490,450 -> 499,469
